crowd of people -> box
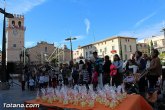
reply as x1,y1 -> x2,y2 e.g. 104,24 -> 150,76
19,49 -> 164,103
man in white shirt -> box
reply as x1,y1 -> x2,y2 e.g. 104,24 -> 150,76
29,77 -> 34,91
39,73 -> 45,89
44,74 -> 49,88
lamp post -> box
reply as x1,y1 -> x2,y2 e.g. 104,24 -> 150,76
65,37 -> 77,61
0,6 -> 14,85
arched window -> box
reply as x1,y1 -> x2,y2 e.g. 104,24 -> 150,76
18,21 -> 21,27
12,21 -> 15,27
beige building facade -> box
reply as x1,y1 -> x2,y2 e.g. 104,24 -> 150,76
27,42 -> 71,64
6,14 -> 25,62
144,35 -> 165,53
137,43 -> 149,55
73,36 -> 137,61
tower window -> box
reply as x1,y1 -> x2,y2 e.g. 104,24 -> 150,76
18,21 -> 21,27
12,21 -> 15,27
13,44 -> 16,47
45,47 -> 47,52
124,45 -> 127,52
125,54 -> 127,60
104,47 -> 107,54
112,46 -> 115,50
86,52 -> 88,57
100,49 -> 102,53
129,45 -> 132,52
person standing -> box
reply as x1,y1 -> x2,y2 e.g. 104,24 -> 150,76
112,54 -> 123,87
92,66 -> 99,91
82,64 -> 90,89
19,70 -> 26,91
92,51 -> 103,89
125,53 -> 138,74
72,64 -> 79,85
87,60 -> 92,84
38,72 -> 44,89
135,51 -> 147,97
78,60 -> 84,84
44,73 -> 49,88
142,54 -> 151,69
103,55 -> 111,85
147,49 -> 162,89
29,77 -> 35,91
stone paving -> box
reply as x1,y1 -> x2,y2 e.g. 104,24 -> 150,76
0,79 -> 36,110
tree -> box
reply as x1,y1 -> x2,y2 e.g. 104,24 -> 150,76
159,53 -> 165,60
150,40 -> 154,50
147,40 -> 154,55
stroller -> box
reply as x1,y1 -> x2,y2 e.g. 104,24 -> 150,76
123,69 -> 149,94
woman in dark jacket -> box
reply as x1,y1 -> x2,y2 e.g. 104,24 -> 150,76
103,55 -> 111,85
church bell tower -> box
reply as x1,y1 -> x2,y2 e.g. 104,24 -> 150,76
6,14 -> 25,62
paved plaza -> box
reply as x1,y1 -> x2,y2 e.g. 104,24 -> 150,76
0,79 -> 164,110
0,79 -> 36,110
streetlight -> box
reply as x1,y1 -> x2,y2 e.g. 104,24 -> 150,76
65,37 -> 77,61
0,5 -> 14,87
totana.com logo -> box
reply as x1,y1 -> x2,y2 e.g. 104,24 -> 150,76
3,103 -> 40,108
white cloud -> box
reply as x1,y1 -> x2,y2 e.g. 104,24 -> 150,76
25,41 -> 36,48
0,0 -> 46,22
84,18 -> 90,34
0,0 -> 46,49
118,21 -> 164,41
135,12 -> 157,27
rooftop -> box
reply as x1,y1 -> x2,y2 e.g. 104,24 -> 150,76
80,36 -> 137,48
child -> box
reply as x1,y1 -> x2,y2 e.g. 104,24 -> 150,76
29,77 -> 35,91
39,73 -> 45,89
58,73 -> 63,86
68,70 -> 73,87
92,66 -> 98,91
82,64 -> 89,89
127,59 -> 138,74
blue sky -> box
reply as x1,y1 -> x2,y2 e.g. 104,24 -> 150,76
0,0 -> 165,50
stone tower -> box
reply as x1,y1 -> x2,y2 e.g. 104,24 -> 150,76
6,14 -> 25,62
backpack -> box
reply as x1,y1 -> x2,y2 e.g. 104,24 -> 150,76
110,64 -> 117,76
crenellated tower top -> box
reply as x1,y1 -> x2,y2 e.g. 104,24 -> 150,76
7,14 -> 25,31
13,14 -> 24,19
